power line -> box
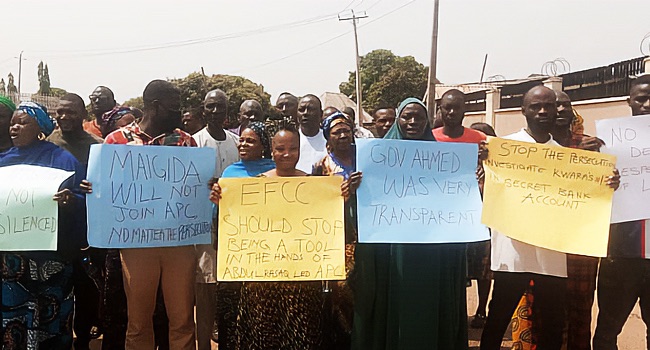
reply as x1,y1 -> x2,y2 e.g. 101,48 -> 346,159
342,0 -> 360,11
365,0 -> 384,11
34,1 -> 368,59
34,13 -> 339,59
232,0 -> 417,74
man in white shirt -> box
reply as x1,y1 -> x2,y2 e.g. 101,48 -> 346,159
480,85 -> 567,350
192,89 -> 239,350
295,94 -> 327,173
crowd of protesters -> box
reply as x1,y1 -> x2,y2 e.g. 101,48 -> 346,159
1,73 -> 649,350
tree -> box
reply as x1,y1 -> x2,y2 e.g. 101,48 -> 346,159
37,61 -> 51,95
339,49 -> 434,111
48,87 -> 67,97
169,73 -> 273,125
123,96 -> 144,110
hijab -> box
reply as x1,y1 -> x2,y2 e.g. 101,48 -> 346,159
383,97 -> 436,141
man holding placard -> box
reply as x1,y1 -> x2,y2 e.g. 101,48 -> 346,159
49,93 -> 105,350
86,80 -> 199,350
481,86 -> 588,349
593,74 -> 650,349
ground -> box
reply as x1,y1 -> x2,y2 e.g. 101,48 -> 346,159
87,281 -> 646,349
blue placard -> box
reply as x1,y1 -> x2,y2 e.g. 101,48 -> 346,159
356,138 -> 489,243
87,144 -> 216,248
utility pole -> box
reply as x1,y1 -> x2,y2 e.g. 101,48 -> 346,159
339,10 -> 368,124
426,0 -> 440,123
16,51 -> 24,96
480,54 -> 488,83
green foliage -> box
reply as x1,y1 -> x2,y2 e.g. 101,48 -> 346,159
169,72 -> 272,125
339,49 -> 432,111
48,87 -> 67,98
123,96 -> 144,110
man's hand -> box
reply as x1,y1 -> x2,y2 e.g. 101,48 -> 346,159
80,180 -> 93,194
607,169 -> 621,190
578,136 -> 605,152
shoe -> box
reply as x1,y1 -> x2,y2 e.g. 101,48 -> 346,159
470,314 -> 486,328
211,322 -> 219,343
89,325 -> 103,339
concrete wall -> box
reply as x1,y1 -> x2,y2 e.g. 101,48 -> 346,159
463,96 -> 632,138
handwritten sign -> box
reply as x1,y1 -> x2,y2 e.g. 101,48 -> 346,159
217,176 -> 345,281
482,137 -> 616,257
87,144 -> 216,248
596,115 -> 650,223
0,165 -> 73,251
355,139 -> 489,243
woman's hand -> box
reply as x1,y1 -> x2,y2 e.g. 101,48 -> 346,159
607,168 -> 620,190
209,182 -> 222,205
342,172 -> 362,200
53,188 -> 75,206
80,180 -> 93,194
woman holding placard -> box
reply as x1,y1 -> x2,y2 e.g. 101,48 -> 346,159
210,121 -> 358,349
214,121 -> 275,349
351,98 -> 468,350
312,112 -> 362,349
0,102 -> 86,349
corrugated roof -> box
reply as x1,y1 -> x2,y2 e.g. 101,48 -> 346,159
319,92 -> 373,124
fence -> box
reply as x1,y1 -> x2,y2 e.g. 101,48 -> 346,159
561,56 -> 646,101
0,92 -> 60,113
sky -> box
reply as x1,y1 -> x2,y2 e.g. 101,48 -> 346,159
2,0 -> 649,105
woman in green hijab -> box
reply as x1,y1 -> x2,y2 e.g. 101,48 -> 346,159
351,98 -> 468,350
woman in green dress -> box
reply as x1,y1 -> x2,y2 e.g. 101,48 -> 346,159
351,98 -> 468,350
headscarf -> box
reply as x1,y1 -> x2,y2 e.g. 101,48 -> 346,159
243,121 -> 271,159
17,101 -> 55,136
0,95 -> 16,112
321,112 -> 353,141
383,97 -> 436,141
102,106 -> 134,124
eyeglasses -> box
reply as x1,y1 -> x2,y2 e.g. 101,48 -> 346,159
89,95 -> 107,104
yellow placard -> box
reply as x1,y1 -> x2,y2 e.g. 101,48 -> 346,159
482,137 -> 616,257
217,176 -> 346,281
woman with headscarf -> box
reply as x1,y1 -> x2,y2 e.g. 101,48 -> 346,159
100,106 -> 136,138
0,95 -> 16,152
210,122 -> 357,349
351,98 -> 468,350
214,121 -> 275,349
312,112 -> 362,349
221,121 -> 275,178
0,102 -> 86,349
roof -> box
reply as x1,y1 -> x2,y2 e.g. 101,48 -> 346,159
319,92 -> 373,124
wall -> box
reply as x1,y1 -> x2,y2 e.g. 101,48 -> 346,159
463,97 -> 631,138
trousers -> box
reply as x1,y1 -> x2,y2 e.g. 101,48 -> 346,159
121,246 -> 197,350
